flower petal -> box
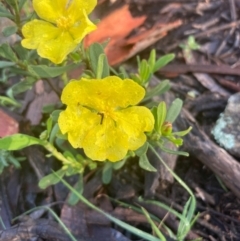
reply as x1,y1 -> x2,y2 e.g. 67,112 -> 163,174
33,0 -> 65,23
67,0 -> 97,19
58,105 -> 100,148
69,10 -> 96,43
115,106 -> 154,150
37,31 -> 77,64
33,0 -> 97,24
61,77 -> 145,110
82,117 -> 129,161
21,20 -> 60,49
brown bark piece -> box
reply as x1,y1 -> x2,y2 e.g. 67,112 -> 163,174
0,218 -> 71,241
0,109 -> 19,137
85,4 -> 182,66
85,5 -> 146,60
176,108 -> 240,200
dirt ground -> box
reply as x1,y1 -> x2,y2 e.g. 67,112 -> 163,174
1,0 -> 240,240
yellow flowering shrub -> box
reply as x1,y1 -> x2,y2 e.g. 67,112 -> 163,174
21,0 -> 97,64
58,76 -> 154,162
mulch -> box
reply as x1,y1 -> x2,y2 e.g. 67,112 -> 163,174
1,0 -> 240,240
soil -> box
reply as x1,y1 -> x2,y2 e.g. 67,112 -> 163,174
1,0 -> 240,240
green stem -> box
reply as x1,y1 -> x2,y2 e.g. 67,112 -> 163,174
13,0 -> 21,29
42,141 -> 71,165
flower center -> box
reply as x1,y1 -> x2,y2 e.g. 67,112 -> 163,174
56,16 -> 72,30
98,106 -> 116,125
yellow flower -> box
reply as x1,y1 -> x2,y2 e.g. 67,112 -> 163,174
21,0 -> 97,64
58,76 -> 154,162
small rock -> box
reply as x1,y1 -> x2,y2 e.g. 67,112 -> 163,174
212,92 -> 240,158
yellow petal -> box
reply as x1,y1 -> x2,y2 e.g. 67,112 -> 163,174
115,106 -> 154,150
37,31 -> 77,64
61,77 -> 145,111
82,117 -> 129,162
33,0 -> 97,24
69,10 -> 96,43
67,0 -> 97,19
33,0 -> 65,23
21,20 -> 60,49
58,105 -> 100,148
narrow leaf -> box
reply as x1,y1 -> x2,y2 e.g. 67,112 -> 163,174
148,49 -> 156,72
102,162 -> 113,184
3,25 -> 17,37
0,134 -> 42,150
139,153 -> 157,172
165,98 -> 183,123
0,43 -> 18,62
172,127 -> 192,137
7,77 -> 36,96
0,3 -> 14,19
96,53 -> 104,78
135,142 -> 149,157
143,80 -> 170,102
28,63 -> 80,78
39,169 -> 66,189
153,54 -> 175,72
88,43 -> 109,78
159,144 -> 189,156
0,61 -> 15,68
157,102 -> 167,132
141,207 -> 167,241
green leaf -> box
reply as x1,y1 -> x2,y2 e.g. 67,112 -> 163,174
19,0 -> 28,9
7,77 -> 36,96
5,0 -> 17,8
119,66 -> 129,79
0,61 -> 15,68
143,79 -> 170,102
68,175 -> 83,205
112,158 -> 127,170
153,53 -> 175,72
172,126 -> 192,137
157,101 -> 167,132
28,63 -> 80,78
0,95 -> 21,107
46,117 -> 53,137
96,53 -> 109,78
88,43 -> 109,78
166,135 -> 183,146
129,73 -> 142,85
159,143 -> 189,156
148,49 -> 156,72
42,104 -> 57,114
0,3 -> 14,19
141,207 -> 167,241
51,110 -> 61,122
0,43 -> 18,62
102,162 -> 113,184
165,98 -> 183,123
2,25 -> 17,37
187,36 -> 200,50
139,153 -> 157,172
135,142 -> 149,157
39,168 -> 66,189
139,59 -> 151,83
13,43 -> 30,60
0,134 -> 42,150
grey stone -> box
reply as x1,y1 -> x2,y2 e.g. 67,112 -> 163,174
212,92 -> 240,157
